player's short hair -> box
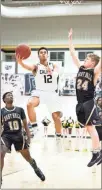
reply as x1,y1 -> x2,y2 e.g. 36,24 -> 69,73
87,53 -> 100,66
38,47 -> 48,55
2,91 -> 12,103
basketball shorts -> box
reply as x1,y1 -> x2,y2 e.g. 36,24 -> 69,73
42,121 -> 48,126
1,132 -> 29,153
76,99 -> 101,127
95,126 -> 102,141
30,90 -> 63,117
1,138 -> 10,153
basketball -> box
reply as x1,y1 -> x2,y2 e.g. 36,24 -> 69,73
15,44 -> 31,60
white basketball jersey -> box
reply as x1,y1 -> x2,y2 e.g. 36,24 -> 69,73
35,62 -> 58,92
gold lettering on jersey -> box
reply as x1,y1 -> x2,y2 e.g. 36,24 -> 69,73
4,114 -> 12,121
3,113 -> 21,122
77,72 -> 92,81
12,113 -> 21,119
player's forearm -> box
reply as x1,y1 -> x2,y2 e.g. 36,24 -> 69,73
94,59 -> 101,74
23,125 -> 31,138
68,39 -> 81,68
18,61 -> 33,71
69,39 -> 76,55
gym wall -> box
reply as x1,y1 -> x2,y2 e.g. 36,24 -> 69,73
1,15 -> 101,74
1,15 -> 101,46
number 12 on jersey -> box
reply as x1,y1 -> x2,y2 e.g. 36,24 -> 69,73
44,75 -> 52,83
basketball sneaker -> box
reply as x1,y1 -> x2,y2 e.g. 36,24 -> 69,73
97,157 -> 102,165
1,176 -> 2,186
56,135 -> 62,152
87,152 -> 100,167
34,167 -> 45,181
30,159 -> 45,181
97,150 -> 102,165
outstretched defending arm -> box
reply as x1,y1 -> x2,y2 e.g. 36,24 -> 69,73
68,28 -> 81,68
94,58 -> 101,75
94,58 -> 101,85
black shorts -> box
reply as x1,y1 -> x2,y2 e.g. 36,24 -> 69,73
76,99 -> 101,127
43,123 -> 48,126
1,132 -> 29,153
95,126 -> 102,141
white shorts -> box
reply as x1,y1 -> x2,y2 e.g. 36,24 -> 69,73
31,90 -> 63,117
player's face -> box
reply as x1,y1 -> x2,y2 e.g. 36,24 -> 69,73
5,93 -> 13,104
83,56 -> 95,68
99,112 -> 102,120
38,49 -> 48,61
98,98 -> 102,108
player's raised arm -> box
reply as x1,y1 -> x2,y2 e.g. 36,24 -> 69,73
16,54 -> 36,71
94,58 -> 101,75
68,28 -> 81,68
94,58 -> 101,85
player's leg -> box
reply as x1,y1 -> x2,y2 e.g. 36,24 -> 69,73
84,99 -> 102,167
66,127 -> 69,138
1,150 -> 6,172
52,111 -> 62,138
87,125 -> 100,151
62,127 -> 65,137
14,133 -> 45,181
45,125 -> 48,137
44,125 -> 46,136
86,125 -> 101,166
19,149 -> 45,181
76,103 -> 90,151
1,151 -> 5,185
27,95 -> 40,133
1,136 -> 12,184
95,126 -> 102,165
52,111 -> 63,152
75,127 -> 79,151
45,92 -> 62,138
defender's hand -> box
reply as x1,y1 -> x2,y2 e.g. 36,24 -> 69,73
68,28 -> 73,40
27,136 -> 31,145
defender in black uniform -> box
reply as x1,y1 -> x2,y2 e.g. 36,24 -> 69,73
68,28 -> 102,167
1,92 -> 45,185
76,66 -> 100,127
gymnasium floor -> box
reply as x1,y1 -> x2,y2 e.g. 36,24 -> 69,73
1,95 -> 101,189
2,137 -> 101,189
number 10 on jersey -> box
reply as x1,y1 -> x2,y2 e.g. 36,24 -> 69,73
44,75 -> 52,83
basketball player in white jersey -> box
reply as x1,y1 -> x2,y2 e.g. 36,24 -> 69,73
16,47 -> 62,140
